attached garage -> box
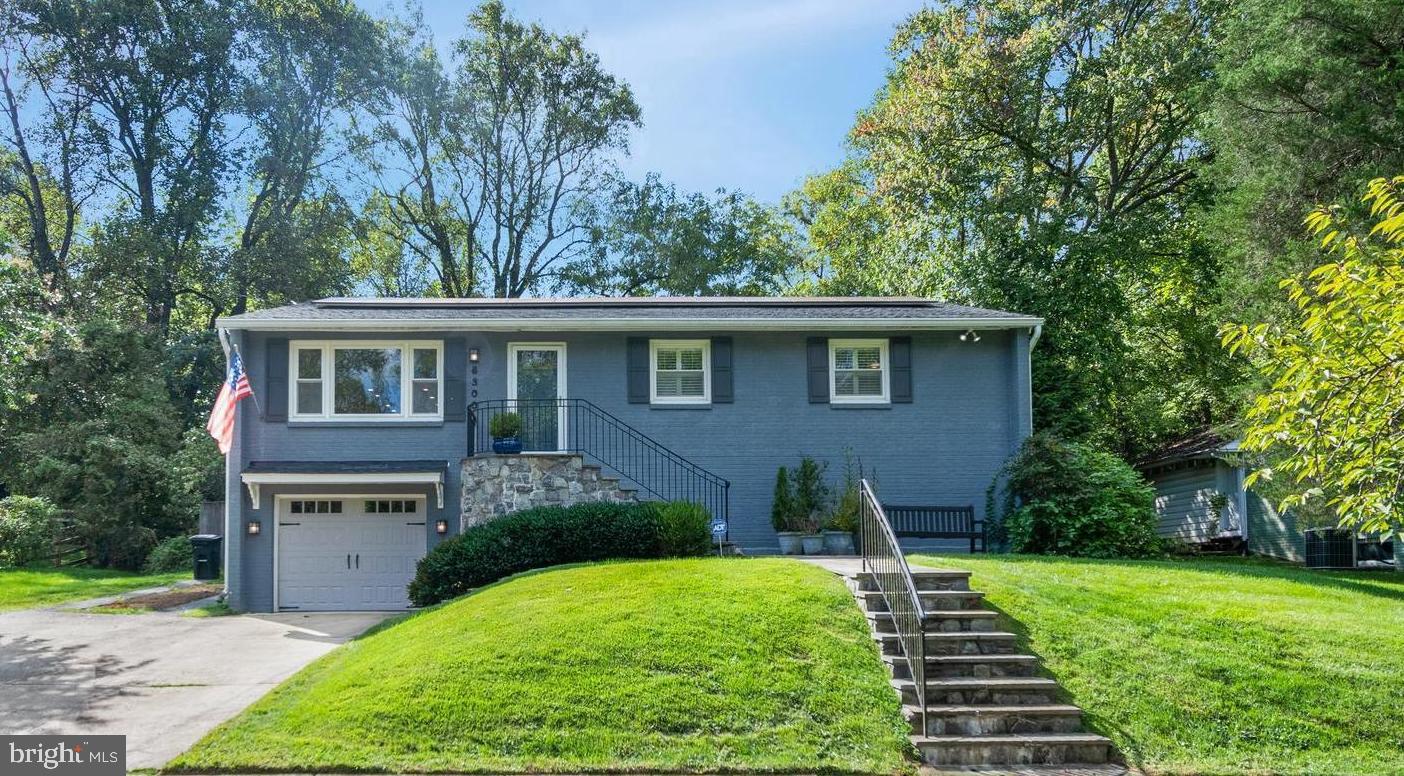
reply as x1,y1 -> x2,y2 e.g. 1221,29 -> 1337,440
276,497 -> 426,611
239,461 -> 449,612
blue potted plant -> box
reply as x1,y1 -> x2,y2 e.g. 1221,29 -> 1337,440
490,411 -> 523,454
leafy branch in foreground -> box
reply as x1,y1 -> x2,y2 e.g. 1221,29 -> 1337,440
1223,176 -> 1404,534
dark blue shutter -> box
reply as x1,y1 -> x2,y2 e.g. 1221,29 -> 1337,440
443,337 -> 466,420
265,338 -> 288,421
627,338 -> 649,403
711,337 -> 733,403
890,336 -> 913,403
806,337 -> 828,403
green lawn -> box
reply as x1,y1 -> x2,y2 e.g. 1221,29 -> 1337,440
169,558 -> 912,774
0,567 -> 190,611
911,554 -> 1404,776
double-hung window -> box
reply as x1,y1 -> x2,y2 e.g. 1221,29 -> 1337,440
830,339 -> 889,403
650,339 -> 710,404
290,341 -> 442,420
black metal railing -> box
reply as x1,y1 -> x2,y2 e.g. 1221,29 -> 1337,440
859,478 -> 927,730
467,398 -> 730,530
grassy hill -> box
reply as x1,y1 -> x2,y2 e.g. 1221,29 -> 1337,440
169,558 -> 911,774
912,554 -> 1404,775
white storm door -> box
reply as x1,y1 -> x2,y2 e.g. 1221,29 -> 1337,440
507,343 -> 567,452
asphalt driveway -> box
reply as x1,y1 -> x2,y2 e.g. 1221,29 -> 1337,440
0,600 -> 391,769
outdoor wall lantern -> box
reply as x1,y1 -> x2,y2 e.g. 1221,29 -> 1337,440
247,520 -> 262,536
469,348 -> 480,363
435,519 -> 449,535
959,329 -> 982,343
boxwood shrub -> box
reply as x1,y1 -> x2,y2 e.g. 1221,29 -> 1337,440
409,500 -> 711,607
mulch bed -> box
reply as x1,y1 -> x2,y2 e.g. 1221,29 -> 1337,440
91,584 -> 223,612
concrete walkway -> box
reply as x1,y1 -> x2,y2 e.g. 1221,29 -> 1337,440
0,602 -> 391,769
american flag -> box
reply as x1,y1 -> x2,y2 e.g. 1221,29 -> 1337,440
206,349 -> 253,454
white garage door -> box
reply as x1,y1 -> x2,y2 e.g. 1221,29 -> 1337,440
277,497 -> 426,611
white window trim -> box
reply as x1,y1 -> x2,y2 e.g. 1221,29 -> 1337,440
829,338 -> 890,404
649,339 -> 711,405
288,340 -> 444,422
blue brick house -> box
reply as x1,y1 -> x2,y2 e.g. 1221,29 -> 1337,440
215,297 -> 1042,611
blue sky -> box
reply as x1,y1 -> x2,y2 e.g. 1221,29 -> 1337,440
365,0 -> 926,204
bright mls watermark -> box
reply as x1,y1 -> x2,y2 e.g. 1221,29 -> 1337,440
3,736 -> 124,775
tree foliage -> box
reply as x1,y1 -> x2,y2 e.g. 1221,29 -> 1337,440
358,2 -> 640,297
560,174 -> 799,296
1207,0 -> 1404,327
1223,176 -> 1404,534
815,0 -> 1235,454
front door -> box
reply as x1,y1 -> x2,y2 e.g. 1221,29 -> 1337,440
508,343 -> 566,451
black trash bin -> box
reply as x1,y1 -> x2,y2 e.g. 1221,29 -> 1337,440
190,534 -> 223,581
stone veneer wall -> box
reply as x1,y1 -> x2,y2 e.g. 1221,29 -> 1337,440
460,453 -> 637,528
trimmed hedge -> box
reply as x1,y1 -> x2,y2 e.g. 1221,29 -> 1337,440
410,501 -> 710,607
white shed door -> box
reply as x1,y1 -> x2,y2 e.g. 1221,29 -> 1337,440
277,498 -> 426,611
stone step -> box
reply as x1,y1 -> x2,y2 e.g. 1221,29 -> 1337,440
854,570 -> 971,591
870,609 -> 1000,633
895,676 -> 1060,706
888,653 -> 1042,679
862,589 -> 985,612
911,732 -> 1113,767
908,704 -> 1085,736
878,630 -> 1021,656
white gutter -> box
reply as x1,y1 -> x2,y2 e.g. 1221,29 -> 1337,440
214,316 -> 1045,332
1029,323 -> 1043,349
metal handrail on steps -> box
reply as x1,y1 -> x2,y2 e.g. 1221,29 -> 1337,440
858,478 -> 927,731
467,398 -> 730,534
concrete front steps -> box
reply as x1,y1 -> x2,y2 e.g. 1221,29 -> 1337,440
844,568 -> 1117,769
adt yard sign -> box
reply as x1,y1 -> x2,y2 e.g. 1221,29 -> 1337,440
711,519 -> 727,536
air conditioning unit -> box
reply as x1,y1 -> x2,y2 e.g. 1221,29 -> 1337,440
1304,529 -> 1397,569
1304,528 -> 1355,569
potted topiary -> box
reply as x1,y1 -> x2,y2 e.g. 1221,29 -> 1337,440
794,456 -> 828,555
489,411 -> 523,454
823,453 -> 862,554
772,466 -> 803,555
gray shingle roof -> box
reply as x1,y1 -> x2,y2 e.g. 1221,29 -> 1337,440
218,296 -> 1040,330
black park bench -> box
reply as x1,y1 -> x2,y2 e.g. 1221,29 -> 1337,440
883,504 -> 986,553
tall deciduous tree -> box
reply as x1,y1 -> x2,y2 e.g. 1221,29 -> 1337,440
1223,176 -> 1403,534
220,0 -> 384,319
806,0 -> 1234,452
18,0 -> 240,333
559,174 -> 800,296
360,1 -> 640,297
1207,0 -> 1404,326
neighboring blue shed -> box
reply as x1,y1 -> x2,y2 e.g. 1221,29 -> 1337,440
1137,430 -> 1303,562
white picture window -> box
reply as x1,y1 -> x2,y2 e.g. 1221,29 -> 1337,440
290,341 -> 443,420
650,339 -> 710,404
830,339 -> 889,403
